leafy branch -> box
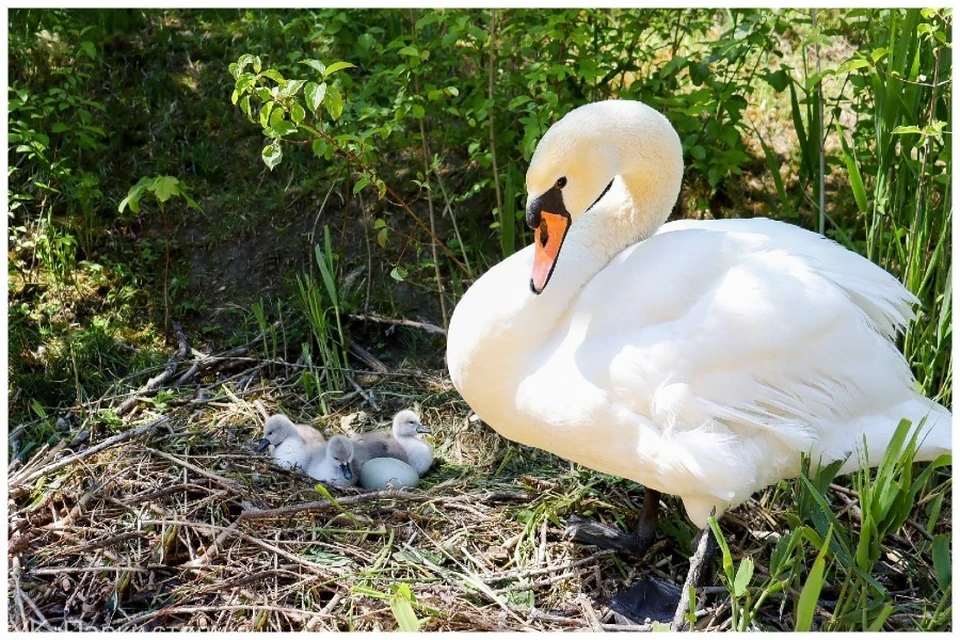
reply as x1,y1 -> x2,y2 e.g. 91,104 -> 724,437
228,53 -> 468,275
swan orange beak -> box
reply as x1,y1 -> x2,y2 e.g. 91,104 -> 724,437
531,210 -> 570,294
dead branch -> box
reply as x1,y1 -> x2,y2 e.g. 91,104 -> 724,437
116,322 -> 188,416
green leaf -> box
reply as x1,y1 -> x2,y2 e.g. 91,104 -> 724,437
151,176 -> 181,203
834,123 -> 868,214
279,79 -> 306,99
765,69 -> 790,92
118,178 -> 152,214
389,585 -> 421,632
301,59 -> 327,75
272,120 -> 297,137
390,266 -> 408,282
796,525 -> 832,632
80,40 -> 96,60
262,141 -> 282,170
891,125 -> 923,136
398,45 -> 420,58
353,175 -> 370,194
323,61 -> 356,78
732,558 -> 754,598
305,82 -> 326,113
260,69 -> 284,84
290,103 -> 306,126
259,100 -> 275,128
932,534 -> 951,593
837,57 -> 872,75
325,85 -> 344,121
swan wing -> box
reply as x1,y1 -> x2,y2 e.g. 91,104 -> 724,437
549,219 -> 939,515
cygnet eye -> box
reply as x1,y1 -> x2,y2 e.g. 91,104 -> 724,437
556,177 -> 567,189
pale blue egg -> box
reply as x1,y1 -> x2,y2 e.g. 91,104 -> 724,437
359,457 -> 420,490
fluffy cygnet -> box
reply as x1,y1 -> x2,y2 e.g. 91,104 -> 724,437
307,435 -> 360,488
256,414 -> 326,472
352,409 -> 433,476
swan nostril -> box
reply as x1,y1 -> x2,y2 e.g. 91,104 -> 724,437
539,219 -> 550,247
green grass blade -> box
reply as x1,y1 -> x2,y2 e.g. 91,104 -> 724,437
796,524 -> 833,631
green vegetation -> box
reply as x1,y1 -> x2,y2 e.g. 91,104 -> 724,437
7,8 -> 951,632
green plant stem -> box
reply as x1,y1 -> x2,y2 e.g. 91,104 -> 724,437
487,9 -> 504,250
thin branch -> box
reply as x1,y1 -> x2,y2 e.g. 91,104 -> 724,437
116,322 -> 188,416
9,415 -> 172,487
346,312 -> 446,335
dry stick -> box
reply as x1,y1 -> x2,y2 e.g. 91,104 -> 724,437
176,320 -> 281,386
238,488 -> 429,520
10,414 -> 173,487
433,171 -> 474,280
116,322 -> 188,416
673,526 -> 714,631
413,64 -> 448,329
145,448 -> 242,490
346,312 -> 446,335
118,604 -> 328,631
483,549 -> 614,584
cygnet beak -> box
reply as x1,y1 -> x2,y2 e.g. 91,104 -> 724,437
339,463 -> 353,480
415,423 -> 431,434
255,438 -> 271,453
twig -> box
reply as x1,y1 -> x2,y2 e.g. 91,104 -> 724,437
348,340 -> 388,375
145,448 -> 242,490
9,415 -> 173,487
346,312 -> 446,335
117,604 -> 330,631
344,371 -> 379,411
116,323 -> 188,416
483,549 -> 614,584
238,488 -> 430,520
410,14 -> 449,331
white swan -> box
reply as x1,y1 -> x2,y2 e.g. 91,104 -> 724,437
352,410 -> 434,476
446,100 -> 951,601
257,414 -> 326,472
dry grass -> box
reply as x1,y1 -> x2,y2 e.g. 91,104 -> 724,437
7,352 -> 950,632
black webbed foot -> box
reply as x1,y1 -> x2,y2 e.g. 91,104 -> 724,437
565,514 -> 646,555
609,577 -> 682,624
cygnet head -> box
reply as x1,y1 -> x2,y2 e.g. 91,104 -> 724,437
393,409 -> 430,438
257,415 -> 297,452
327,435 -> 356,481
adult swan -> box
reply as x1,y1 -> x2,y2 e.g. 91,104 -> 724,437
446,99 -> 951,625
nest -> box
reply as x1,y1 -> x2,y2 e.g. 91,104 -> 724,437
7,369 -> 682,632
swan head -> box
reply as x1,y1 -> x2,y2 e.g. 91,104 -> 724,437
327,435 -> 356,480
393,409 -> 430,437
258,414 -> 298,452
524,99 -> 683,293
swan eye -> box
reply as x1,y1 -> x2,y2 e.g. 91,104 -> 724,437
555,177 -> 567,189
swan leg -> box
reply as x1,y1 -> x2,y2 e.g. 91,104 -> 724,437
565,488 -> 661,555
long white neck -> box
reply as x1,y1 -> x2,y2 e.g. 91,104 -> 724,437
447,102 -> 683,426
